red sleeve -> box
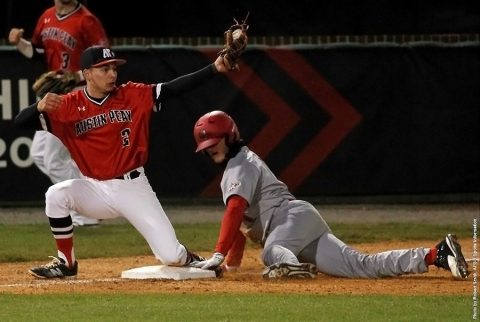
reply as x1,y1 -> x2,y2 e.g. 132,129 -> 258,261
214,195 -> 248,256
225,230 -> 246,267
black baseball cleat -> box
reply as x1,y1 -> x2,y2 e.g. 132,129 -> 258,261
28,256 -> 78,279
434,234 -> 469,279
211,266 -> 224,278
262,262 -> 318,279
184,250 -> 206,266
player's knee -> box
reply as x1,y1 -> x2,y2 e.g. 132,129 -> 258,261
262,244 -> 298,266
45,182 -> 71,206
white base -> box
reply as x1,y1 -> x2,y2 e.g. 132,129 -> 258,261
121,265 -> 216,280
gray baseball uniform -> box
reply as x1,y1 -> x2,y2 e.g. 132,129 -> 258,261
221,146 -> 429,278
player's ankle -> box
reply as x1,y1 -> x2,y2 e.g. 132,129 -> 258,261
424,247 -> 437,265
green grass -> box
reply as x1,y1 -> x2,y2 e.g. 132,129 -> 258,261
0,222 -> 472,262
0,223 -> 222,262
0,294 -> 472,322
327,222 -> 473,242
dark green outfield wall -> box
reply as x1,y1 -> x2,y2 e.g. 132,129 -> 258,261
0,45 -> 478,202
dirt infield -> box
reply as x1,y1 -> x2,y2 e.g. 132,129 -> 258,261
0,239 -> 474,296
0,203 -> 476,295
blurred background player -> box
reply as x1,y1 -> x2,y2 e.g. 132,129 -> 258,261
8,0 -> 108,226
190,110 -> 470,280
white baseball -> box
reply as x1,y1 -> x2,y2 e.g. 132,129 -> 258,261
232,29 -> 242,40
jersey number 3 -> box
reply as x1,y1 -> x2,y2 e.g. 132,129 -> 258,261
120,128 -> 131,147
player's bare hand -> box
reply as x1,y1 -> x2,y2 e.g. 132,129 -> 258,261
213,56 -> 230,73
37,93 -> 63,112
8,28 -> 24,45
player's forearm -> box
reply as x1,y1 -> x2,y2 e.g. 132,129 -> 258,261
214,195 -> 248,255
15,38 -> 34,58
160,64 -> 217,97
225,232 -> 246,267
14,103 -> 41,129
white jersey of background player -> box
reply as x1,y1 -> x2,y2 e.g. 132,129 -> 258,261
190,111 -> 469,280
8,0 -> 108,225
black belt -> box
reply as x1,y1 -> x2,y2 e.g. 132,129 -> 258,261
115,170 -> 141,180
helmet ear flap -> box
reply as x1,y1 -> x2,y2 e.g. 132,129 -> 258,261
227,123 -> 239,145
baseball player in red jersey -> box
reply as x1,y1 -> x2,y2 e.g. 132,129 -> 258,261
14,46 -> 230,279
190,111 -> 470,279
9,0 -> 108,226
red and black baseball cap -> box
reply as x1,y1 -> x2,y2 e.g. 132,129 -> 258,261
80,46 -> 127,70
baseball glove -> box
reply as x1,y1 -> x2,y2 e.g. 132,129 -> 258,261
219,13 -> 250,71
32,70 -> 79,98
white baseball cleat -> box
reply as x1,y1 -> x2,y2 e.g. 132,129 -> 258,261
262,262 -> 317,279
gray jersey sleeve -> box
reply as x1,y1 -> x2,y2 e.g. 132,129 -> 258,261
221,149 -> 259,205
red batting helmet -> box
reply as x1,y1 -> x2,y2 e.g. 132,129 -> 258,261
193,111 -> 240,152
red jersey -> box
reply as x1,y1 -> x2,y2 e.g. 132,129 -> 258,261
43,82 -> 157,180
31,4 -> 108,71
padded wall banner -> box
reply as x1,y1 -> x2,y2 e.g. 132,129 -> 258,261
0,46 -> 478,203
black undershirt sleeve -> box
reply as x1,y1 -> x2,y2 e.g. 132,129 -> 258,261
31,47 -> 44,62
14,103 -> 41,129
157,63 -> 218,104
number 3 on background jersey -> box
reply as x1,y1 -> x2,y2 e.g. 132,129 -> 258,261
61,52 -> 70,70
120,128 -> 131,147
